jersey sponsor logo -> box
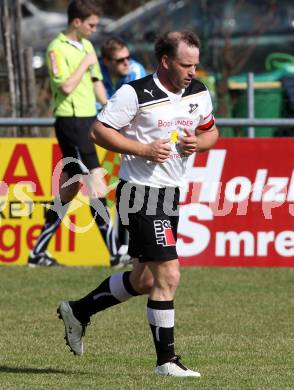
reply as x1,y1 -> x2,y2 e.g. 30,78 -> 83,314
144,88 -> 154,98
158,119 -> 194,128
189,103 -> 198,114
154,219 -> 176,246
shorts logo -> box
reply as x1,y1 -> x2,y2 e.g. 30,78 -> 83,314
154,220 -> 176,247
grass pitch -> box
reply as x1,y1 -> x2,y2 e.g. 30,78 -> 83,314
0,265 -> 294,389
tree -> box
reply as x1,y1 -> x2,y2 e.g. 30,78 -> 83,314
0,0 -> 38,136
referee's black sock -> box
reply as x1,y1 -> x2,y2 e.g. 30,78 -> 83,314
147,299 -> 175,366
72,271 -> 139,323
89,197 -> 120,257
32,199 -> 69,255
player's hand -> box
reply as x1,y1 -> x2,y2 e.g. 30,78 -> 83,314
143,139 -> 171,163
83,53 -> 98,68
180,128 -> 198,156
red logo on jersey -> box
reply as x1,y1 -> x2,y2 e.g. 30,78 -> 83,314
154,220 -> 176,246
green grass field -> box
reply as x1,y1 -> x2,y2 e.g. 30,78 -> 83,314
0,265 -> 294,389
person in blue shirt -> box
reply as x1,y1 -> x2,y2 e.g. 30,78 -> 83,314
97,36 -> 146,108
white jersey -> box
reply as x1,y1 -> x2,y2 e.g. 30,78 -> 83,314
98,73 -> 215,188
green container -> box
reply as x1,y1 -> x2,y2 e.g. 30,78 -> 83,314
232,86 -> 283,137
227,54 -> 294,137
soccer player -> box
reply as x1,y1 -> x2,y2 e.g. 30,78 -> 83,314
57,31 -> 219,377
27,0 -> 129,267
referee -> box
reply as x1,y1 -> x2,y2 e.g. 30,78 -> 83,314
28,0 -> 129,267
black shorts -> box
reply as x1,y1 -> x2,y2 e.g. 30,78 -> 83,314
55,116 -> 99,177
116,180 -> 179,262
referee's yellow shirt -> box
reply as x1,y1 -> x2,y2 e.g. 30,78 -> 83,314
46,32 -> 102,117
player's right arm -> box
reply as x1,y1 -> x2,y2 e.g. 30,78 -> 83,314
90,83 -> 170,162
89,121 -> 170,163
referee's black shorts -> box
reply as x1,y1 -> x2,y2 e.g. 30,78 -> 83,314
55,116 -> 99,177
116,180 -> 179,262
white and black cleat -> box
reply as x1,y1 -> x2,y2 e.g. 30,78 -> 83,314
28,251 -> 61,267
155,355 -> 201,378
57,301 -> 88,356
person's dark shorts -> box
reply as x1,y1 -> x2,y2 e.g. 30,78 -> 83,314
116,180 -> 179,262
55,116 -> 99,177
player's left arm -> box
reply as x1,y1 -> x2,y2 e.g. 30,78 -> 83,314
195,124 -> 219,152
180,125 -> 219,155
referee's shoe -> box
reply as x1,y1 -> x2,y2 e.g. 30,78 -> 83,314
57,301 -> 88,356
110,244 -> 133,268
28,251 -> 61,267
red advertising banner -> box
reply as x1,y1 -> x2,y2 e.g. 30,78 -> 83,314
178,138 -> 294,267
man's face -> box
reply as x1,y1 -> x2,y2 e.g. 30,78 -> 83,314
74,15 -> 100,39
164,41 -> 199,92
105,46 -> 130,77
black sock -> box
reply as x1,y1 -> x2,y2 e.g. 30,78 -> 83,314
32,200 -> 69,255
147,299 -> 175,366
72,271 -> 139,323
89,197 -> 120,257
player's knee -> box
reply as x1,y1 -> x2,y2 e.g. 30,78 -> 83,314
154,269 -> 180,295
132,273 -> 153,294
60,183 -> 80,203
165,267 -> 181,291
141,274 -> 154,293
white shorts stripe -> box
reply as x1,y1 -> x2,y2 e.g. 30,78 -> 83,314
75,146 -> 89,174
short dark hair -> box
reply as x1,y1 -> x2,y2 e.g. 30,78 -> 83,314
154,31 -> 201,62
67,0 -> 102,24
101,37 -> 128,59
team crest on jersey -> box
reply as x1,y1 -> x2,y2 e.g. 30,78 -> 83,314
154,220 -> 176,246
189,103 -> 198,114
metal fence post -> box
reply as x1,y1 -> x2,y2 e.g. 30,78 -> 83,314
247,72 -> 255,138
